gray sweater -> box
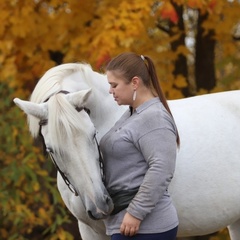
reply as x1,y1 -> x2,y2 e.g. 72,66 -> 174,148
100,98 -> 179,235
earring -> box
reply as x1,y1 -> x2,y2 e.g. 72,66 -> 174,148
133,90 -> 137,101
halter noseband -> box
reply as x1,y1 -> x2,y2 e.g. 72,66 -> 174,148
38,90 -> 105,196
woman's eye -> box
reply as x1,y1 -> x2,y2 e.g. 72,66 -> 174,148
109,82 -> 118,89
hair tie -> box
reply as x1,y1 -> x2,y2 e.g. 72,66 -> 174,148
140,55 -> 145,61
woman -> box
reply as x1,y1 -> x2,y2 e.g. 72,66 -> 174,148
100,52 -> 180,240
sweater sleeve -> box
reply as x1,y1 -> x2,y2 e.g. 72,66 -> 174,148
127,127 -> 177,220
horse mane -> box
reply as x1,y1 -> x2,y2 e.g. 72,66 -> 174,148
28,63 -> 93,138
47,93 -> 85,154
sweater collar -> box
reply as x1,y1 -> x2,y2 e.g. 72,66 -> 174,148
129,97 -> 160,115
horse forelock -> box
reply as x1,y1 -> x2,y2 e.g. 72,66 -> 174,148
27,63 -> 93,138
47,94 -> 89,155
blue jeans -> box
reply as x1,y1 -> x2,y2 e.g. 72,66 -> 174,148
111,226 -> 178,240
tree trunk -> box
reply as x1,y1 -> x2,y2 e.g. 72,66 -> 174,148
170,1 -> 190,97
195,11 -> 216,91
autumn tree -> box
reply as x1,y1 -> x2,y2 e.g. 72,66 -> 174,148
152,0 -> 240,95
156,1 -> 190,95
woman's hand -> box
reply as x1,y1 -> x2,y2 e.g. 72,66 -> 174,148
120,212 -> 141,236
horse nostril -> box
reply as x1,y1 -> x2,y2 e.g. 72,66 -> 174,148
87,211 -> 97,220
106,196 -> 111,204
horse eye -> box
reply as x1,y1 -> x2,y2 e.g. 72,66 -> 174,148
46,147 -> 53,153
93,130 -> 98,140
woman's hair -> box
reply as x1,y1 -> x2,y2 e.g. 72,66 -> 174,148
106,52 -> 180,146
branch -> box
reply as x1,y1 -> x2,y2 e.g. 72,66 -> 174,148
156,21 -> 170,34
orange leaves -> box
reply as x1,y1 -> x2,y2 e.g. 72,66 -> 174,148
0,8 -> 10,35
9,3 -> 36,38
159,2 -> 179,24
187,0 -> 204,9
80,0 -> 153,69
0,0 -> 84,90
208,0 -> 217,11
96,52 -> 111,70
186,0 -> 219,13
0,0 -> 239,96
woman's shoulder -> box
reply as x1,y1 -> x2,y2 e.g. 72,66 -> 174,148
133,100 -> 177,135
138,99 -> 171,122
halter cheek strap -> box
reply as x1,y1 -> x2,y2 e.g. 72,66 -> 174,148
38,119 -> 79,196
47,148 -> 79,196
38,90 -> 105,196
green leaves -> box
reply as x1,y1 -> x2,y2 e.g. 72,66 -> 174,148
0,84 -> 73,239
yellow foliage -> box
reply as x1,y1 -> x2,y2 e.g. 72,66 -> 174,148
175,75 -> 188,88
176,45 -> 190,56
1,0 -> 240,239
38,207 -> 51,224
50,228 -> 74,240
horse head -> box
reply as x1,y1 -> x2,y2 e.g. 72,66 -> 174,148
13,89 -> 114,220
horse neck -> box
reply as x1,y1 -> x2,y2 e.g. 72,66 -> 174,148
91,98 -> 127,141
86,72 -> 127,140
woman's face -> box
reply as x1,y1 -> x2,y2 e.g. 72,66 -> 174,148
106,71 -> 134,106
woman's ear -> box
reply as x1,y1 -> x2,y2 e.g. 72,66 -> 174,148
131,76 -> 140,89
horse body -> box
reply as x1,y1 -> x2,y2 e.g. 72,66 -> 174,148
168,92 -> 240,237
14,63 -> 240,240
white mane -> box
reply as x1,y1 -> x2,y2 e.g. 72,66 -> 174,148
28,63 -> 94,138
47,94 -> 86,155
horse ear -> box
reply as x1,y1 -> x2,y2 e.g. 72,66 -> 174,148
13,98 -> 48,119
66,89 -> 92,107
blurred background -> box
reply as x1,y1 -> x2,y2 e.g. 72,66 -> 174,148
0,0 -> 239,239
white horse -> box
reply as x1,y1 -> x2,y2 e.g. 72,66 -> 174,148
14,63 -> 240,240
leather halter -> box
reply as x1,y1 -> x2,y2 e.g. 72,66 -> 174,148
38,90 -> 105,196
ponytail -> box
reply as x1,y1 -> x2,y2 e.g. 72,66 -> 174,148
144,56 -> 180,147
